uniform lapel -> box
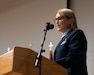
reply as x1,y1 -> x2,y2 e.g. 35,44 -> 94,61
60,29 -> 73,45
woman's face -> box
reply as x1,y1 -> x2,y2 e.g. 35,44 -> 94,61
55,13 -> 72,33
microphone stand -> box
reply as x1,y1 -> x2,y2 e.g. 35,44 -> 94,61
34,23 -> 50,75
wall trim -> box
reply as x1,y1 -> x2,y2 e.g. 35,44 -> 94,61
67,0 -> 71,9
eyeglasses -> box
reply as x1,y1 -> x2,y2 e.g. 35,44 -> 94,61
55,16 -> 66,21
53,16 -> 66,24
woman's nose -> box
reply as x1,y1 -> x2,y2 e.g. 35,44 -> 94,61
56,20 -> 59,24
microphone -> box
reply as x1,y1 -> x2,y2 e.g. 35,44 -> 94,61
45,22 -> 54,31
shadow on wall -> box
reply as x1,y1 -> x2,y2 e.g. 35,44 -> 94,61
0,0 -> 32,13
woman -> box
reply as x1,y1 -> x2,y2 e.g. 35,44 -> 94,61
53,8 -> 88,75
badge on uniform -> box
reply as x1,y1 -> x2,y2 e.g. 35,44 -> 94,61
60,38 -> 67,45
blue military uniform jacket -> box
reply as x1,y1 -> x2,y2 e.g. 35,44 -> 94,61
54,29 -> 88,75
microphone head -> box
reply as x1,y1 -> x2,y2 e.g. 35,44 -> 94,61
46,22 -> 54,30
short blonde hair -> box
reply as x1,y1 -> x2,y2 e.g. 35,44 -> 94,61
57,8 -> 78,29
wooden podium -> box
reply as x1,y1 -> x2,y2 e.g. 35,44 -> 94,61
0,46 -> 67,75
